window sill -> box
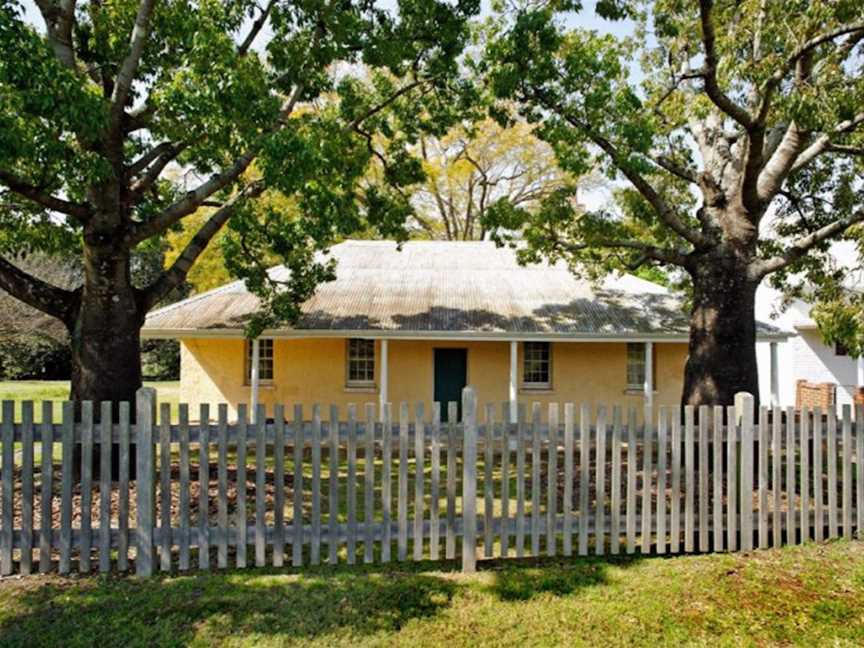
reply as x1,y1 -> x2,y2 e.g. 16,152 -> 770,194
521,385 -> 553,394
344,385 -> 377,394
244,383 -> 275,390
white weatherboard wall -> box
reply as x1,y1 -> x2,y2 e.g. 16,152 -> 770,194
755,284 -> 860,409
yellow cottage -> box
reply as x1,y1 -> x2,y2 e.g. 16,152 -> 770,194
142,240 -> 787,420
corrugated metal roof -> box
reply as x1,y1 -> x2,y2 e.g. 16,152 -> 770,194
143,240 -> 788,339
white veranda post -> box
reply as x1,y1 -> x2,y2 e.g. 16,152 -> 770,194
509,341 -> 518,423
644,341 -> 654,407
379,339 -> 389,413
250,338 -> 260,423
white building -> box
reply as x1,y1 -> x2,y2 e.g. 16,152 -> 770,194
756,283 -> 863,410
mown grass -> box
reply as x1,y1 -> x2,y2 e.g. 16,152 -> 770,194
1,540 -> 863,647
0,380 -> 180,422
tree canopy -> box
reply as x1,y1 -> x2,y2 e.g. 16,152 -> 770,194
482,0 -> 864,404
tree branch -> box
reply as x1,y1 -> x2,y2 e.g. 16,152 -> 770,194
127,141 -> 181,177
790,112 -> 864,173
753,207 -> 864,278
34,0 -> 77,70
238,0 -> 277,56
110,0 -> 157,126
698,0 -> 754,129
0,169 -> 90,220
141,182 -> 263,310
557,238 -> 690,268
0,255 -> 78,323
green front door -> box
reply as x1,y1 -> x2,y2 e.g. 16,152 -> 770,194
434,348 -> 467,422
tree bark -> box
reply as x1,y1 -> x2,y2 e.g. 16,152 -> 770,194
68,241 -> 144,478
681,252 -> 760,409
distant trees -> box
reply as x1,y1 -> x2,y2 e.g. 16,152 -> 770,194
410,119 -> 576,240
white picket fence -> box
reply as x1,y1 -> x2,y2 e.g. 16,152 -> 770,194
0,387 -> 862,577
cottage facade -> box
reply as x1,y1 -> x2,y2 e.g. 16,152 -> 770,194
143,241 -> 787,419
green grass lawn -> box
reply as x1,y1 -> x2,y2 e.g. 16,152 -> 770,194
0,380 -> 180,422
1,540 -> 863,647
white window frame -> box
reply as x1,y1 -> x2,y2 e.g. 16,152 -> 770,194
245,338 -> 274,385
346,338 -> 376,388
522,341 -> 552,390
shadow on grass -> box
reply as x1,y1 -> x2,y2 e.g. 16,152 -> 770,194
479,553 -> 645,602
0,555 -> 647,647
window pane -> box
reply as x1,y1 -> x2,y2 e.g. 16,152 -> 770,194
626,342 -> 645,389
523,342 -> 550,385
347,339 -> 375,384
247,339 -> 274,382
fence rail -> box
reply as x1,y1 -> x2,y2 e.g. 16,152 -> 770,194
0,387 -> 862,577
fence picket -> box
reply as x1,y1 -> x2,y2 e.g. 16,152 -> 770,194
218,404 -> 229,568
255,404 -> 267,567
462,387 -> 477,573
382,402 -> 392,563
857,406 -> 864,538
842,405 -> 852,540
772,407 -> 782,549
713,406 -> 724,552
399,402 -> 409,562
39,402 -> 54,574
236,405 -> 248,569
198,404 -> 210,570
801,408 -> 810,544
625,407 -> 636,555
609,406 -> 621,555
179,404 -> 191,571
59,401 -> 74,575
581,404 -> 592,556
292,405 -> 304,567
414,402 -> 426,561
0,402 -> 13,576
364,403 -> 376,564
311,405 -> 322,566
99,401 -> 112,573
118,402 -> 130,572
698,405 -> 709,553
595,406 -> 606,556
740,395 -> 755,552
447,402 -> 458,560
726,406 -> 737,552
273,405 -> 285,567
785,406 -> 795,546
329,405 -> 340,565
827,407 -> 838,539
547,403 -> 559,557
657,407 -> 668,555
80,401 -> 93,574
347,404 -> 358,564
641,406 -> 653,555
20,401 -> 34,575
500,402 -> 512,558
429,404 -> 440,561
159,403 -> 172,572
684,406 -> 694,553
484,404 -> 495,559
135,388 -> 156,577
671,408 -> 682,554
515,404 -> 526,558
531,402 -> 541,556
813,407 -> 824,543
758,407 -> 769,549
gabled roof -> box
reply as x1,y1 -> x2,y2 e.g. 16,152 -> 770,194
143,240 -> 789,340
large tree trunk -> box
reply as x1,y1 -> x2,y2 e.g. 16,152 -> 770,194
681,252 -> 760,408
68,241 -> 145,478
